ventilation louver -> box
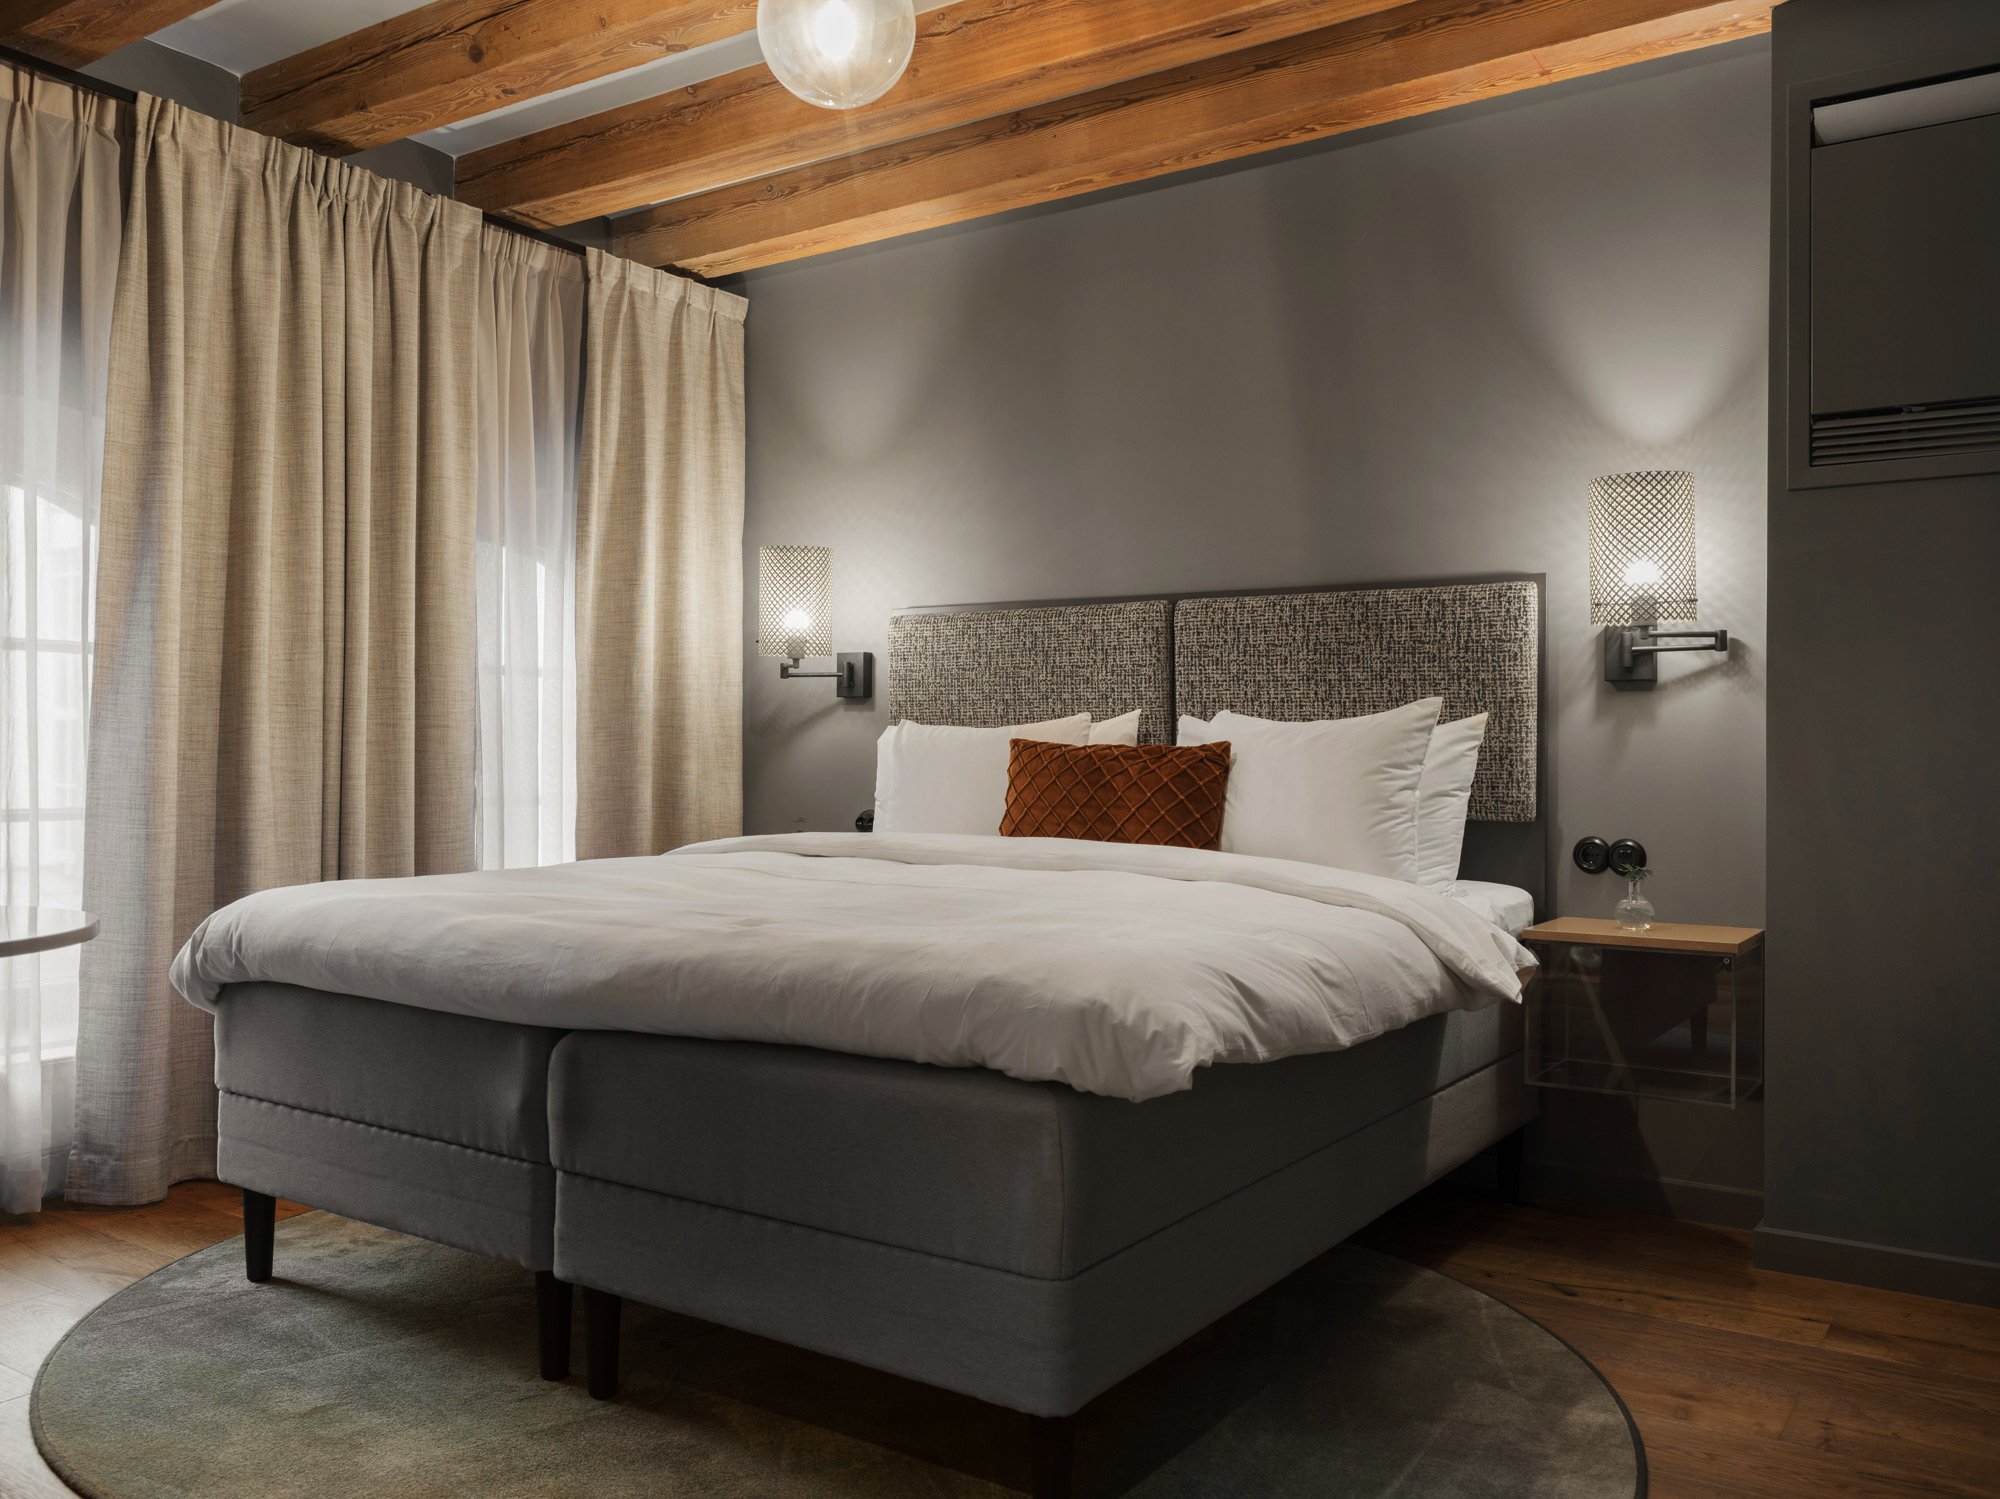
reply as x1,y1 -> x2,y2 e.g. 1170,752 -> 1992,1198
1809,398 -> 2000,467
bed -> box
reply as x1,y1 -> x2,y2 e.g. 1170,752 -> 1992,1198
186,576 -> 1547,1499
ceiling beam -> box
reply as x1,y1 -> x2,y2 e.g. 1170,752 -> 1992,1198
458,0 -> 1418,228
0,0 -> 214,69
615,0 -> 1776,277
240,0 -> 757,156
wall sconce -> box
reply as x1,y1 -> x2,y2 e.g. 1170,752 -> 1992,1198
1589,471 -> 1729,689
757,544 -> 873,699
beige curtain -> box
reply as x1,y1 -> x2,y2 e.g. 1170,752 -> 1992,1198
0,63 -> 127,1212
70,96 -> 483,1205
575,249 -> 746,858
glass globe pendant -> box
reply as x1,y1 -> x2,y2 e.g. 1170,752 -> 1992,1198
758,0 -> 916,110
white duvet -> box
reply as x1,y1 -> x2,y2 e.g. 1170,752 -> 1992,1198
171,833 -> 1536,1102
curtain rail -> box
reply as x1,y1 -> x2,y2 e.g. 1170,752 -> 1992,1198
0,42 -> 587,264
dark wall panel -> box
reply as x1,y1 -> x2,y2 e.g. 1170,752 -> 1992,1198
1765,0 -> 2000,1302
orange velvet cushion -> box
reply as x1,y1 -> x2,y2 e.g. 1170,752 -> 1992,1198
999,740 -> 1232,850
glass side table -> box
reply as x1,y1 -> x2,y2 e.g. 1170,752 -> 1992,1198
0,907 -> 98,960
1520,918 -> 1763,1107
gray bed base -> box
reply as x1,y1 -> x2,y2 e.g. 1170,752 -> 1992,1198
212,985 -> 576,1379
550,1040 -> 1531,1419
211,981 -> 1532,1497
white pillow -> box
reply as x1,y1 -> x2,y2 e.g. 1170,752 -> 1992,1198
874,715 -> 1091,835
1195,700 -> 1444,880
1089,709 -> 1143,746
1415,713 -> 1487,889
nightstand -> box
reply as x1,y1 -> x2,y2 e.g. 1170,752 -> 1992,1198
1520,918 -> 1764,1107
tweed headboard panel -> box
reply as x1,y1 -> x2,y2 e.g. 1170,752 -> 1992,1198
887,600 -> 1173,744
1175,581 -> 1541,823
886,578 -> 1545,909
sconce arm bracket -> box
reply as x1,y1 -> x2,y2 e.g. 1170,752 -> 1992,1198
779,651 -> 873,700
1603,626 -> 1729,689
1627,628 -> 1730,656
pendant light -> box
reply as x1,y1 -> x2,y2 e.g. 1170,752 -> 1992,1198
758,0 -> 916,110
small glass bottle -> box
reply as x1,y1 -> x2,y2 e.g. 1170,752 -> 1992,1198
1615,869 -> 1655,932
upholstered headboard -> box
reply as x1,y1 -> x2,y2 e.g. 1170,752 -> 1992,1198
887,600 -> 1173,744
886,576 -> 1547,910
1174,580 -> 1539,823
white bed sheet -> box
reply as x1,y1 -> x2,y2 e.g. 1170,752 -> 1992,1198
1450,880 -> 1537,936
171,833 -> 1536,1102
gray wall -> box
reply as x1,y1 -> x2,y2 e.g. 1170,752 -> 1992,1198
737,41 -> 1773,1217
1762,0 -> 2000,1303
86,38 -> 237,121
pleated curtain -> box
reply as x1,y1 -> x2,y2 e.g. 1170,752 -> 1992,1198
0,63 -> 127,1213
53,92 -> 745,1207
575,249 -> 746,859
69,97 -> 485,1205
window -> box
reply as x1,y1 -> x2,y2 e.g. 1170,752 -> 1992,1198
2,479 -> 96,1059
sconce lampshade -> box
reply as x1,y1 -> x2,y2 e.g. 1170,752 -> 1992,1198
1588,471 -> 1698,627
758,545 -> 834,659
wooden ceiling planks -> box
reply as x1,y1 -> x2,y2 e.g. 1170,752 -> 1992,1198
611,0 -> 1778,275
1,0 -> 217,69
455,0 -> 1415,228
24,0 -> 1776,275
239,0 -> 758,155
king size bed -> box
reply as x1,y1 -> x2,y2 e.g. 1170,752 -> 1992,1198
172,576 -> 1548,1499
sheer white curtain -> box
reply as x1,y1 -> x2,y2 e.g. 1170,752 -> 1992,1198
0,63 -> 126,1212
474,230 -> 584,869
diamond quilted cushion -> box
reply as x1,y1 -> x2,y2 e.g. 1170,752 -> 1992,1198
999,739 -> 1232,851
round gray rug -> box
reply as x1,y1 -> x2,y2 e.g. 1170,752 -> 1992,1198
34,1212 -> 1642,1498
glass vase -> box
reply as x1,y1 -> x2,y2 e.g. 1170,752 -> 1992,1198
1615,877 -> 1655,932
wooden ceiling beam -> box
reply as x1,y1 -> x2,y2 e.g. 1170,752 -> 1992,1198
241,0 -> 759,155
614,0 -> 1777,277
458,0 -> 1418,228
0,0 -> 215,69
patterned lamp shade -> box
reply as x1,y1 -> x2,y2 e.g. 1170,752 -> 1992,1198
758,545 -> 834,659
1589,471 -> 1697,626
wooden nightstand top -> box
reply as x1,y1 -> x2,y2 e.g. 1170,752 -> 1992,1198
1521,917 -> 1764,956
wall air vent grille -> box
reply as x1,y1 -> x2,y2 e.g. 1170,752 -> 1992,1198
1809,397 -> 2000,466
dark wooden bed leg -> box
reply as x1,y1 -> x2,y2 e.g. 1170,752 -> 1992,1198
1030,1414 -> 1075,1499
535,1272 -> 573,1382
243,1189 -> 276,1283
583,1287 -> 622,1400
1495,1126 -> 1526,1206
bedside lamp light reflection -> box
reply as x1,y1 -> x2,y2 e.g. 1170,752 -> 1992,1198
781,607 -> 816,661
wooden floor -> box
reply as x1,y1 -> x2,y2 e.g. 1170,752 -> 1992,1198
1356,1192 -> 2000,1499
0,1185 -> 1993,1498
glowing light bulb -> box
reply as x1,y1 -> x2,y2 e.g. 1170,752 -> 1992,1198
782,608 -> 814,633
758,0 -> 914,110
811,0 -> 860,61
1623,558 -> 1662,588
